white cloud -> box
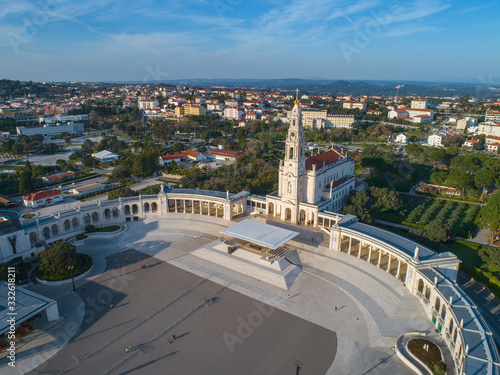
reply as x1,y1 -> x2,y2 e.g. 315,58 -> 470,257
458,2 -> 498,14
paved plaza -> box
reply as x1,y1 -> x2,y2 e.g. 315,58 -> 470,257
2,214 -> 437,375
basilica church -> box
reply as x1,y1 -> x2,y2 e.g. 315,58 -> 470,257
265,96 -> 359,225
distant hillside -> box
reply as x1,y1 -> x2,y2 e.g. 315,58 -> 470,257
159,78 -> 500,98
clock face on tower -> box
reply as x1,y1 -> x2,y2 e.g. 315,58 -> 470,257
290,131 -> 295,138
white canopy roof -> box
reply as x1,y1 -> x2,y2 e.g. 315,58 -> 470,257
220,219 -> 299,250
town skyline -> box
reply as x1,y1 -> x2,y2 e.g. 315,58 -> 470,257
1,0 -> 499,83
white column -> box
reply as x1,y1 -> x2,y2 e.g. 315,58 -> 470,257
396,259 -> 401,278
368,244 -> 372,263
348,237 -> 352,254
358,241 -> 362,258
387,254 -> 392,273
377,249 -> 382,267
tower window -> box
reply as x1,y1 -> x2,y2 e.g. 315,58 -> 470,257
289,147 -> 294,159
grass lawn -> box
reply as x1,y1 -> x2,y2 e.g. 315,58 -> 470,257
405,129 -> 430,139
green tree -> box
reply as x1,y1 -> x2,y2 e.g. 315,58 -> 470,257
420,221 -> 454,242
38,241 -> 78,280
479,247 -> 500,268
480,191 -> 500,243
171,142 -> 184,154
19,161 -> 34,194
343,190 -> 372,223
43,143 -> 58,154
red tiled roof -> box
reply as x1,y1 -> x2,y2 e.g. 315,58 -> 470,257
324,176 -> 350,189
206,149 -> 245,158
406,108 -> 433,112
305,150 -> 343,171
186,150 -> 201,158
160,153 -> 187,161
24,189 -> 62,201
43,172 -> 74,181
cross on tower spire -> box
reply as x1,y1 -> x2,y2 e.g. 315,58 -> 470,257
295,88 -> 300,100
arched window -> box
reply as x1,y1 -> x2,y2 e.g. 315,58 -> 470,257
43,227 -> 50,239
104,209 -> 111,219
287,181 -> 292,194
417,279 -> 424,293
92,212 -> 99,222
435,297 -> 441,313
51,224 -> 59,236
151,202 -> 158,213
72,217 -> 79,228
124,205 -> 130,215
64,220 -> 71,231
132,204 -> 138,215
144,202 -> 150,213
112,207 -> 119,218
289,147 -> 294,159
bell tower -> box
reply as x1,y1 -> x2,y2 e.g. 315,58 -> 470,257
278,89 -> 306,221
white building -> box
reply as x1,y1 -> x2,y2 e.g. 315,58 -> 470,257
485,110 -> 500,122
138,99 -> 159,110
288,109 -> 354,129
478,122 -> 500,137
266,96 -> 358,224
326,115 -> 355,129
223,106 -> 243,120
17,122 -> 84,137
457,117 -> 478,132
485,135 -> 500,145
343,101 -> 367,110
388,109 -> 409,119
427,134 -> 443,147
487,142 -> 500,153
411,99 -> 428,109
23,189 -> 63,208
395,133 -> 408,144
70,183 -> 106,196
406,108 -> 434,122
92,150 -> 119,163
39,114 -> 89,124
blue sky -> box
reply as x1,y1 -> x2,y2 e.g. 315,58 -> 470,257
1,0 -> 499,83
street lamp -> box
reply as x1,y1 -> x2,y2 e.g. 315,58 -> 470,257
67,252 -> 76,291
293,361 -> 303,375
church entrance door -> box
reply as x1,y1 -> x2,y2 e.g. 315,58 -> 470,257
299,209 -> 306,224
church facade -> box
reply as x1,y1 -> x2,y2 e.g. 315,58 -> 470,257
265,98 -> 358,225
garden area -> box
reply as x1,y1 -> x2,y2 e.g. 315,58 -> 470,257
373,195 -> 481,238
407,338 -> 446,375
35,241 -> 93,281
